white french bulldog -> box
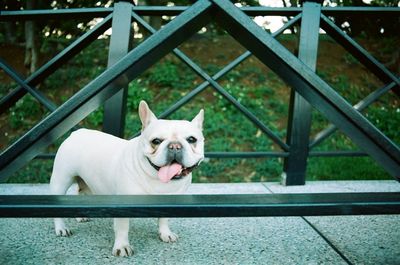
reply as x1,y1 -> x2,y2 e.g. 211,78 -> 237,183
49,100 -> 204,257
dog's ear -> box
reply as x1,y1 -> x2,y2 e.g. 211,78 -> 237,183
191,109 -> 204,131
139,101 -> 157,130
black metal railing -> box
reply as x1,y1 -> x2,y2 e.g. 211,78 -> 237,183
0,0 -> 399,217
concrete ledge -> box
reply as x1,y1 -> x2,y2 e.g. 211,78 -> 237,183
0,181 -> 399,265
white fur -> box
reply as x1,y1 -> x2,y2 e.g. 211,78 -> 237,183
49,101 -> 204,257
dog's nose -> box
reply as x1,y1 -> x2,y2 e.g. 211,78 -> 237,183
168,141 -> 182,151
167,141 -> 183,162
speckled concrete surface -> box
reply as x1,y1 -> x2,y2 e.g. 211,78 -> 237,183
0,217 -> 349,265
305,215 -> 400,265
0,181 -> 399,265
265,180 -> 400,194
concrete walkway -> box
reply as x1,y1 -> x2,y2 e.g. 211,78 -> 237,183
0,181 -> 399,265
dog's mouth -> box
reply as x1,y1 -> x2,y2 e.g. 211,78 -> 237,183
147,158 -> 198,183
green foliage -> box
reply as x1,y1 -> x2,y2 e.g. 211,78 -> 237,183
195,158 -> 281,183
307,157 -> 391,181
343,53 -> 358,65
0,83 -> 15,99
3,35 -> 398,183
147,60 -> 197,89
9,94 -> 46,129
148,61 -> 181,88
43,40 -> 108,101
10,160 -> 53,183
365,105 -> 400,143
85,107 -> 104,127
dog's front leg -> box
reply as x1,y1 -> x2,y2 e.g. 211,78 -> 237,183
158,218 -> 178,243
112,218 -> 133,257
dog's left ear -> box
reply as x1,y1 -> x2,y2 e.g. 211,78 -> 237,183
191,109 -> 204,131
139,100 -> 157,131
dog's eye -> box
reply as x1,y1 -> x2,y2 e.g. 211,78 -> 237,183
151,138 -> 163,145
187,136 -> 197,144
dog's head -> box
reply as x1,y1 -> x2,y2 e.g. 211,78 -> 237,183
138,101 -> 204,183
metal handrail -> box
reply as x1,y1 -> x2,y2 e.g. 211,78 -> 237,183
1,6 -> 399,21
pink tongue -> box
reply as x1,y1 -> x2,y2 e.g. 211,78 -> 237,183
158,163 -> 182,183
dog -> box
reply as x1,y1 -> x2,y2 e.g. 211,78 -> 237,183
49,100 -> 204,256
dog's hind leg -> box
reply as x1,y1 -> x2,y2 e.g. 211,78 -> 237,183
75,177 -> 91,223
49,162 -> 76,237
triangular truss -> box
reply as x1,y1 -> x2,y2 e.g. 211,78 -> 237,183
0,0 -> 399,180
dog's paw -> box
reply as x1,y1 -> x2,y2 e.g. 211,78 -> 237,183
55,227 -> 72,237
112,245 -> 134,257
159,231 -> 179,243
54,218 -> 72,237
76,217 -> 90,223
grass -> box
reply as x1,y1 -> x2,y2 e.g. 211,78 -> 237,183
1,34 -> 398,183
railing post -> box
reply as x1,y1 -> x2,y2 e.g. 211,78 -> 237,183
102,0 -> 133,137
282,0 -> 321,186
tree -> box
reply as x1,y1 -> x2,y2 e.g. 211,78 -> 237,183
24,0 -> 38,74
326,0 -> 399,37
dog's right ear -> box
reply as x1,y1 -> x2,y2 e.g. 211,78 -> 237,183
139,100 -> 157,131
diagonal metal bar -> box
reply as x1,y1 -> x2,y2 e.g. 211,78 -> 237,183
0,14 -> 113,115
320,14 -> 400,96
211,0 -> 400,179
0,59 -> 57,112
156,13 -> 302,120
129,13 -> 300,130
0,59 -> 81,134
129,13 -> 300,139
210,81 -> 289,151
130,12 -> 301,149
128,51 -> 254,140
0,0 -> 213,181
133,16 -> 288,151
310,81 -> 397,149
